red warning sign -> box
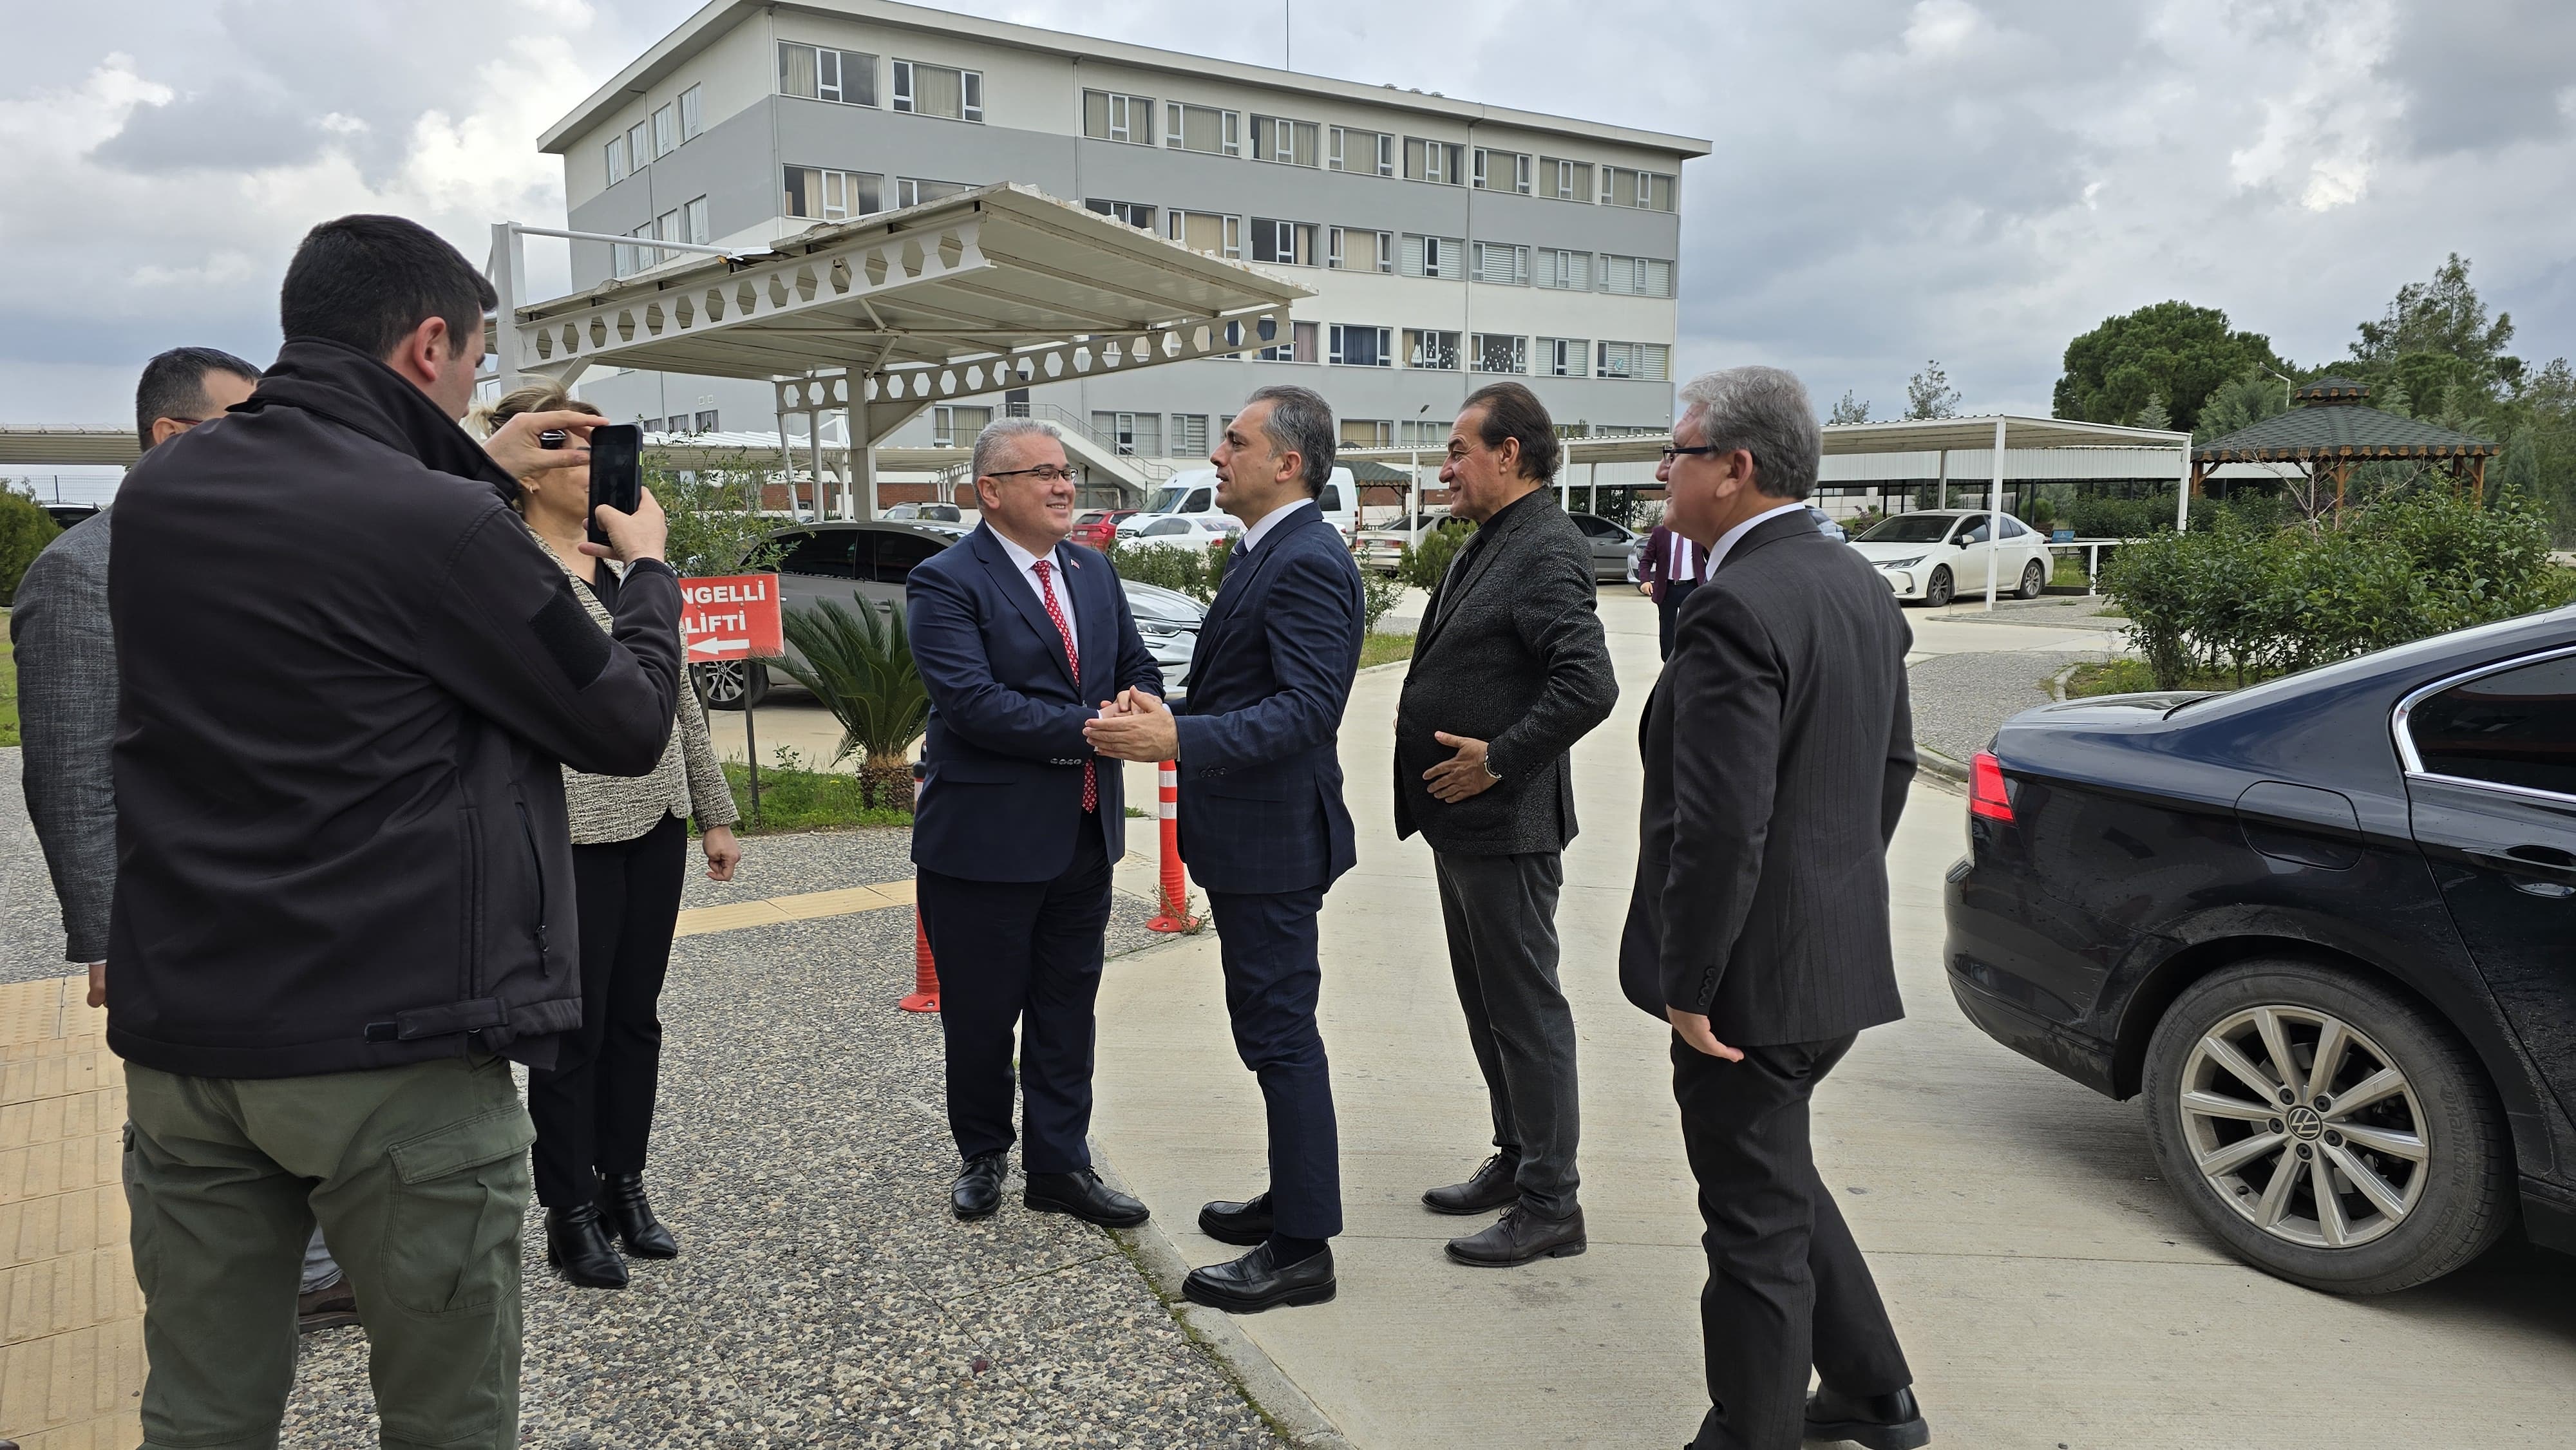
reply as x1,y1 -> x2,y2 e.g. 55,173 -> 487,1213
677,573 -> 784,660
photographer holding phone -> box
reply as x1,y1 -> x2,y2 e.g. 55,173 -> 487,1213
480,384 -> 742,1290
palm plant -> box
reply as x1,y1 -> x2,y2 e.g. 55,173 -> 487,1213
768,595 -> 930,811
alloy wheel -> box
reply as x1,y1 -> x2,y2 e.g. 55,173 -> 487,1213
2177,1004 -> 2429,1250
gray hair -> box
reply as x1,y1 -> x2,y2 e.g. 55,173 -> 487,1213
1244,384 -> 1336,496
1676,366 -> 1821,500
971,415 -> 1061,480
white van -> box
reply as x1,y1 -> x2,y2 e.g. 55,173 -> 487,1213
1142,466 -> 1358,541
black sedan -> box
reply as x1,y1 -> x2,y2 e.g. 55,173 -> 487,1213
1945,606 -> 2576,1294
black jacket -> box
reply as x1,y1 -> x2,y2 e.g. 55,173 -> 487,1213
1618,510 -> 1916,1046
1394,489 -> 1617,856
105,339 -> 683,1078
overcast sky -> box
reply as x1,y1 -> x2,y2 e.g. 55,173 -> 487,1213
4,0 -> 2571,430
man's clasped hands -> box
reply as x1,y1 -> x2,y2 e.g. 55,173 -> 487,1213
1084,687 -> 1179,763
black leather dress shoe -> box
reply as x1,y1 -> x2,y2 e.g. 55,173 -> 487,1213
1197,1192 -> 1273,1247
599,1172 -> 679,1259
952,1152 -> 1009,1221
1422,1152 -> 1523,1215
545,1205 -> 629,1290
1025,1169 -> 1150,1228
1183,1241 -> 1336,1313
1804,1384 -> 1930,1449
1444,1203 -> 1587,1266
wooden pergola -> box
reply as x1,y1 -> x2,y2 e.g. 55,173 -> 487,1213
2193,375 -> 2499,513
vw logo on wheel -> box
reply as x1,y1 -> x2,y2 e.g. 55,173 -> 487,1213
2285,1106 -> 2324,1141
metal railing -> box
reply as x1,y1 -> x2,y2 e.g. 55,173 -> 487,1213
1000,401 -> 1177,485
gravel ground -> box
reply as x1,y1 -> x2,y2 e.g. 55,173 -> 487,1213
0,746 -> 74,979
1907,650 -> 2104,766
273,831 -> 1253,1448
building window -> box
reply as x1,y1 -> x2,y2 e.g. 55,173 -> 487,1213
1166,102 -> 1240,156
1540,337 -> 1586,377
1398,234 -> 1464,280
1251,218 -> 1318,266
1084,198 -> 1157,231
1599,255 -> 1675,297
679,84 -> 704,142
604,134 -> 628,185
1472,148 -> 1532,194
1472,242 -> 1529,287
696,410 -> 720,433
895,176 -> 972,208
1399,419 -> 1448,446
1171,413 -> 1211,456
652,104 -> 677,158
1538,156 -> 1591,203
1534,248 -> 1591,290
1329,127 -> 1394,176
1403,138 -> 1465,185
1327,227 -> 1392,274
933,404 -> 994,447
784,165 -> 884,220
1405,328 -> 1461,371
1471,334 -> 1527,374
1082,89 -> 1152,144
1341,418 -> 1393,447
627,118 -> 654,165
1170,211 -> 1242,259
1258,321 -> 1320,364
1091,411 -> 1161,457
1602,166 -> 1676,211
614,221 -> 663,279
1250,115 -> 1320,167
1597,341 -> 1671,381
684,195 -> 710,245
781,42 -> 879,105
893,60 -> 980,121
1329,325 -> 1392,368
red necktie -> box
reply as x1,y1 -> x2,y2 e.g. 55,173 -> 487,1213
1032,560 -> 1096,813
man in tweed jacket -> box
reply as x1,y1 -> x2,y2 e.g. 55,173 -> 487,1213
1394,382 -> 1617,1269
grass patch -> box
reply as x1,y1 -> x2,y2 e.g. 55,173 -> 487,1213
0,617 -> 16,748
1358,632 -> 1416,670
719,759 -> 911,834
2049,554 -> 2093,589
2064,659 -> 2266,698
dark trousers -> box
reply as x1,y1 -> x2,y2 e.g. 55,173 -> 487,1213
1658,578 -> 1701,661
529,811 -> 688,1209
1207,887 -> 1341,1239
1675,1034 -> 1911,1450
1434,849 -> 1579,1216
916,816 -> 1113,1173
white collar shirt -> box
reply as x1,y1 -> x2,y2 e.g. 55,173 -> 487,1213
1668,527 -> 1700,582
1238,496 -> 1315,556
991,527 -> 1078,640
1705,502 -> 1810,576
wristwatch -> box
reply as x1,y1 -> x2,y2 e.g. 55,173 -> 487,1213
1481,756 -> 1502,782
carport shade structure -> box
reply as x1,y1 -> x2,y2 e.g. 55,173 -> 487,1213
488,182 -> 1312,516
2191,375 -> 2500,514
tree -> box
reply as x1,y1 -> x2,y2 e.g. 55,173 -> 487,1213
2052,301 -> 2284,434
0,482 -> 61,606
1904,361 -> 1960,420
2136,393 -> 2172,431
2193,369 -> 2291,444
1829,391 -> 1873,425
2351,252 -> 2517,382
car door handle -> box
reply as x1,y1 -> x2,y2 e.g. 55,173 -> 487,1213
2467,845 -> 2576,882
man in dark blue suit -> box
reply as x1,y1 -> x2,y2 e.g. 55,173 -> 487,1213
1087,385 -> 1364,1313
908,419 -> 1165,1227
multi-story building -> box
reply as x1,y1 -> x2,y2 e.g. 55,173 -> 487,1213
536,0 -> 1707,475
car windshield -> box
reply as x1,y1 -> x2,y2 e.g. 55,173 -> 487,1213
1143,484 -> 1198,514
1856,514 -> 1956,544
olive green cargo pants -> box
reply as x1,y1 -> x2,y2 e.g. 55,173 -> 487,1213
122,1055 -> 535,1450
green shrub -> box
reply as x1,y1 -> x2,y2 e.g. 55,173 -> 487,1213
1359,567 -> 1404,633
647,454 -> 783,576
1396,520 -> 1474,592
0,484 -> 62,606
2066,494 -> 2177,540
769,594 -> 929,809
1103,539 -> 1210,601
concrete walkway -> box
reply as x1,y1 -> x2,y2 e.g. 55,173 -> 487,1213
1088,588 -> 2576,1449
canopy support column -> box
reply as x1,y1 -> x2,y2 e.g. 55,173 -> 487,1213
1985,418 -> 2005,612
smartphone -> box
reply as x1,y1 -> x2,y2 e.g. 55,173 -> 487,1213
585,424 -> 642,549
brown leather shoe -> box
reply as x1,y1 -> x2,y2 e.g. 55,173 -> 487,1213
1444,1203 -> 1586,1267
297,1278 -> 361,1333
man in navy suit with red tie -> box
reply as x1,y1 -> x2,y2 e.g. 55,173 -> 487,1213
907,419 -> 1166,1227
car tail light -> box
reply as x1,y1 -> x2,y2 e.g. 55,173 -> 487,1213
1969,751 -> 2014,822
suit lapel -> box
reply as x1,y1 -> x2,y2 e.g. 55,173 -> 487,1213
1417,502 -> 1532,653
969,526 -> 1075,687
1198,505 -> 1311,668
1067,547 -> 1114,701
1716,511 -> 1814,574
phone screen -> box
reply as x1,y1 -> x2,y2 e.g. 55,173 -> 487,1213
586,424 -> 643,547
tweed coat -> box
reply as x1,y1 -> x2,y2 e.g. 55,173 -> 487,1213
11,511 -> 118,961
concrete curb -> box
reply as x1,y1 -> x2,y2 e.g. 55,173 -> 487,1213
1090,1148 -> 1359,1450
1355,657 -> 1412,677
1915,742 -> 1972,785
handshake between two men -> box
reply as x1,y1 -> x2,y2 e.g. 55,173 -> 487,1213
1082,685 -> 1178,762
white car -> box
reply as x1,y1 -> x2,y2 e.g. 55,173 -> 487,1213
1847,509 -> 2053,606
1115,512 -> 1240,553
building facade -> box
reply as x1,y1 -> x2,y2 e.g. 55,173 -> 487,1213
538,0 -> 1707,467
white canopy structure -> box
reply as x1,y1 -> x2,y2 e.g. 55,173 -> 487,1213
490,182 -> 1310,516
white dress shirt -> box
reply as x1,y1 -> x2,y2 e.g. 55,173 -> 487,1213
1667,527 -> 1700,582
991,527 -> 1078,639
1237,496 -> 1315,555
1705,501 -> 1809,575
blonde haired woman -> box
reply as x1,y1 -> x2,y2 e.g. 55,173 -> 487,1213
482,384 -> 743,1290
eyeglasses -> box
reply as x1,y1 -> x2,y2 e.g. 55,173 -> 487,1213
985,464 -> 1077,484
1661,444 -> 1757,471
